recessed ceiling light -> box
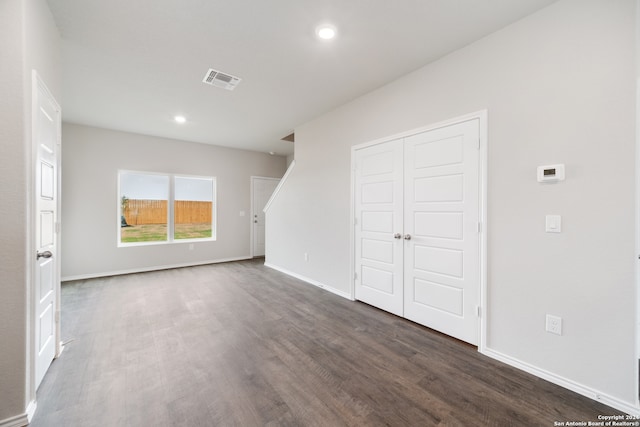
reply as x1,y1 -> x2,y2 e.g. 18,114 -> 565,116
174,115 -> 186,124
316,24 -> 337,40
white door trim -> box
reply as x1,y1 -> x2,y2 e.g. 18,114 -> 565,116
29,70 -> 62,404
349,110 -> 488,348
250,176 -> 281,258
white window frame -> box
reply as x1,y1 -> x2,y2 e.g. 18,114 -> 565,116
117,170 -> 217,247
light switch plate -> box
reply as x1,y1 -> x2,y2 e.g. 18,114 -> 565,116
545,215 -> 561,233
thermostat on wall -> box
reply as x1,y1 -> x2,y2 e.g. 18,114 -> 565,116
537,164 -> 565,183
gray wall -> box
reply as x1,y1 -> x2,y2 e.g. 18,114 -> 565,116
266,0 -> 637,409
61,123 -> 286,279
0,0 -> 61,422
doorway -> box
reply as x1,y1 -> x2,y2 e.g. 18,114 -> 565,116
251,176 -> 280,257
32,71 -> 62,390
351,113 -> 487,346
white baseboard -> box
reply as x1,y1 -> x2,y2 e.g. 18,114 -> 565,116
0,401 -> 36,427
482,347 -> 640,416
61,256 -> 252,282
0,412 -> 28,427
264,263 -> 353,301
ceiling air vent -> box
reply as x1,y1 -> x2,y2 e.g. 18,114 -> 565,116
202,68 -> 242,91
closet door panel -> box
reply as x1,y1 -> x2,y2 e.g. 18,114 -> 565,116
404,120 -> 480,345
354,140 -> 404,316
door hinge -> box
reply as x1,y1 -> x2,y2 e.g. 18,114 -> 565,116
55,310 -> 61,323
354,272 -> 358,280
476,306 -> 481,317
477,222 -> 482,233
477,137 -> 481,149
354,217 -> 358,226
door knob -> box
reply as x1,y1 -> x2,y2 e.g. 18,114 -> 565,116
37,250 -> 52,260
394,233 -> 402,239
404,234 -> 411,240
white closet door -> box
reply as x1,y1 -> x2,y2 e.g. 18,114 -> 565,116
403,119 -> 480,345
354,139 -> 404,316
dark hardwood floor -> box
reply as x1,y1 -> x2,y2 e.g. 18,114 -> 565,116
31,259 -> 620,426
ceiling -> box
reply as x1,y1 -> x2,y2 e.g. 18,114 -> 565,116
46,0 -> 558,156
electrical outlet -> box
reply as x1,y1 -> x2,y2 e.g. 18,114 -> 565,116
304,252 -> 309,262
545,314 -> 562,335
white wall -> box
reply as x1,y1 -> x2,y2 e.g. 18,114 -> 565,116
0,0 -> 61,423
0,1 -> 28,421
61,123 -> 286,279
637,0 -> 640,358
267,0 -> 638,411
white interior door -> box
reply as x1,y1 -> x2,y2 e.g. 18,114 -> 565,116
403,119 -> 480,345
34,72 -> 61,388
354,139 -> 404,316
252,177 -> 280,257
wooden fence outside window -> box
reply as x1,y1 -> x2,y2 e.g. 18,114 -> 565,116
123,199 -> 212,225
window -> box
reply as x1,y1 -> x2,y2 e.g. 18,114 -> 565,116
174,176 -> 214,240
119,171 -> 215,245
